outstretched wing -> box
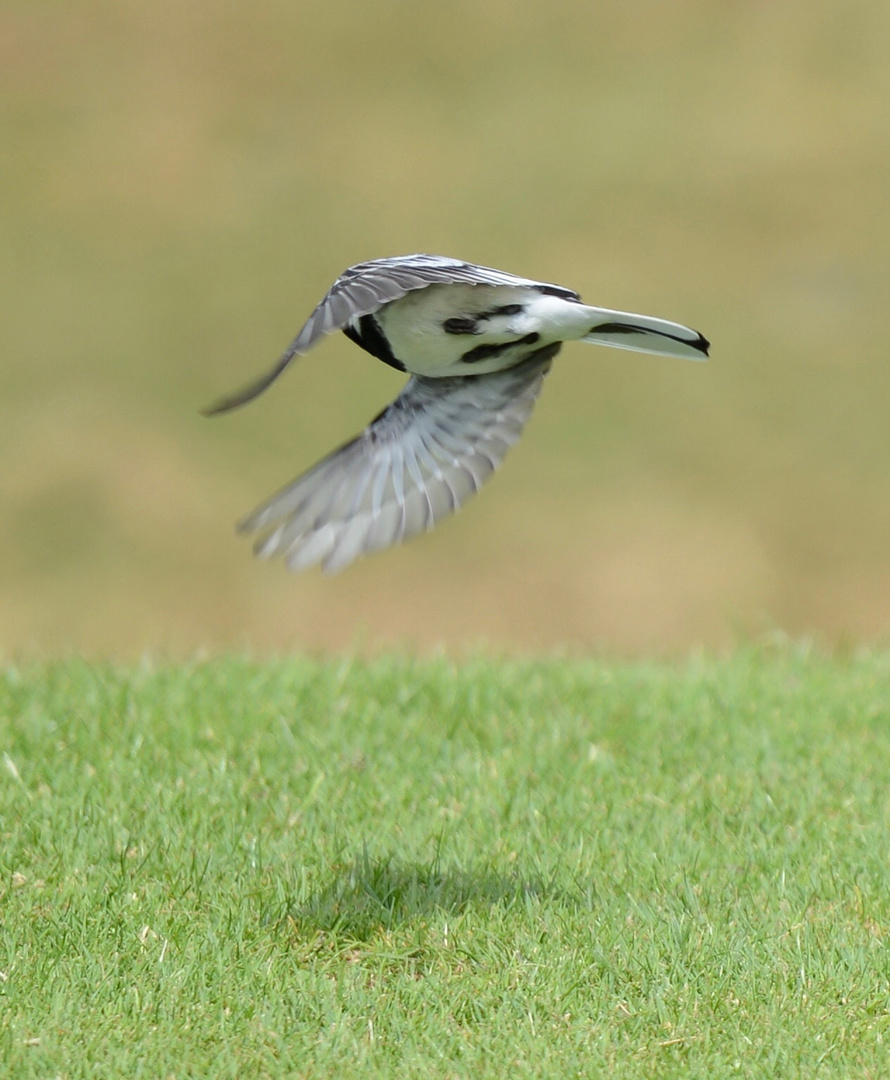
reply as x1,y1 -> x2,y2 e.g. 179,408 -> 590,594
203,255 -> 576,414
239,346 -> 558,573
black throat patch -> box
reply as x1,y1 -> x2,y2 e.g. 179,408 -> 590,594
343,315 -> 407,372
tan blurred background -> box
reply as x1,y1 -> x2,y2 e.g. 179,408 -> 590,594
3,0 -> 890,656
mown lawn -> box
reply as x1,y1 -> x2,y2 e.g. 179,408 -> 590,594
2,649 -> 889,1077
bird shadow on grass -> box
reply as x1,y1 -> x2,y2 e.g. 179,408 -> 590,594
288,849 -> 586,942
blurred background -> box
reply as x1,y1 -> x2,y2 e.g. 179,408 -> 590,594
3,0 -> 890,656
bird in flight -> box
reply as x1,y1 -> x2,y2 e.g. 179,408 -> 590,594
206,254 -> 709,573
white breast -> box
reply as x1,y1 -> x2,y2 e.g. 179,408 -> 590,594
375,284 -> 578,377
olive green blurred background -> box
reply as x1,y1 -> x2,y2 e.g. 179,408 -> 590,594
3,1 -> 890,655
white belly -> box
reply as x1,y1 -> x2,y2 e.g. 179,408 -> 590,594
375,284 -> 592,377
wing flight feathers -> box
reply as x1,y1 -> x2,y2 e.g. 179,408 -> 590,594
239,347 -> 558,572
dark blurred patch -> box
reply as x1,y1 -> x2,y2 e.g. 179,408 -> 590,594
9,478 -> 115,575
290,851 -> 575,941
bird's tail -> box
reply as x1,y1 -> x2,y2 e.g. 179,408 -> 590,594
580,306 -> 709,361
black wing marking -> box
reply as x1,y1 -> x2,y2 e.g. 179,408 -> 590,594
203,255 -> 577,414
238,346 -> 559,573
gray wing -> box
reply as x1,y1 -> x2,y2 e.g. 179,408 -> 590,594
239,347 -> 558,573
204,255 -> 577,414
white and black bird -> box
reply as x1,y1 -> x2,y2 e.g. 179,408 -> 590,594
206,254 -> 709,573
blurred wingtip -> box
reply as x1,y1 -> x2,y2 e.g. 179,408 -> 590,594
201,347 -> 300,417
201,395 -> 240,417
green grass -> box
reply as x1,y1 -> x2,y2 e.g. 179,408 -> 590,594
2,650 -> 889,1077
